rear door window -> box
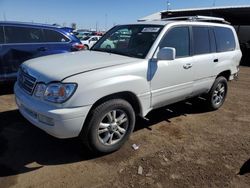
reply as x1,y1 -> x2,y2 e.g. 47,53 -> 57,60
193,26 -> 210,55
0,26 -> 4,44
5,26 -> 43,43
160,27 -> 190,58
44,29 -> 70,43
214,27 -> 236,52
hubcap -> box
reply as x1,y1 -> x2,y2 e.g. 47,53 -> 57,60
98,110 -> 128,145
212,83 -> 226,106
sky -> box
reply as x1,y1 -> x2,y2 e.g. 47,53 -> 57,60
0,0 -> 250,30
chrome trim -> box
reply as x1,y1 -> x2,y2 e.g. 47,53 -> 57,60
18,67 -> 37,95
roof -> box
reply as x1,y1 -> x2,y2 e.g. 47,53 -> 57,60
161,5 -> 250,13
140,5 -> 250,25
0,21 -> 72,30
138,12 -> 162,22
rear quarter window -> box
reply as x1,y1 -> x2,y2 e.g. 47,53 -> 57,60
214,27 -> 236,52
44,29 -> 70,43
0,26 -> 4,44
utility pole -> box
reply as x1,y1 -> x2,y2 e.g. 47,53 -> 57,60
95,21 -> 98,32
105,14 -> 107,31
3,12 -> 6,21
213,0 -> 216,7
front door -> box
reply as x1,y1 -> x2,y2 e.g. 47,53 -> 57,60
150,26 -> 195,108
1,25 -> 46,80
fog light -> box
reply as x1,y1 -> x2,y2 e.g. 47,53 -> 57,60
38,114 -> 54,126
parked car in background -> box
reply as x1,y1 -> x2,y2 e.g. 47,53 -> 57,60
76,31 -> 91,40
0,21 -> 84,82
81,35 -> 101,50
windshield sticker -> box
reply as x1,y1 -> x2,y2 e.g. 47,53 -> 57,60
142,27 -> 160,33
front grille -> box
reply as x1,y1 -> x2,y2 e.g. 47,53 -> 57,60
18,68 -> 36,95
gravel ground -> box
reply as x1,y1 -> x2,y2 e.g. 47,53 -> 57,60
0,67 -> 249,188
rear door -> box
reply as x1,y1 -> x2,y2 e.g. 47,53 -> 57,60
1,25 -> 45,80
191,26 -> 217,95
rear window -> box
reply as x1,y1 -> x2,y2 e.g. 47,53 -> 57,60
44,29 -> 70,42
193,26 -> 210,55
214,27 -> 236,52
5,26 -> 43,43
0,26 -> 4,44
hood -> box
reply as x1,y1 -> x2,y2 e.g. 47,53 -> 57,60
23,51 -> 138,82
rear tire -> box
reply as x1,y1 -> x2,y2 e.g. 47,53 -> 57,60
80,99 -> 135,154
84,45 -> 89,50
206,76 -> 228,110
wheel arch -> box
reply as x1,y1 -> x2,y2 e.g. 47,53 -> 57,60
216,70 -> 231,81
86,91 -> 142,119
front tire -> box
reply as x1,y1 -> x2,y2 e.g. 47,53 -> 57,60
81,99 -> 135,154
206,76 -> 228,110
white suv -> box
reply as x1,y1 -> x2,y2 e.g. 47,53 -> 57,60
14,16 -> 242,153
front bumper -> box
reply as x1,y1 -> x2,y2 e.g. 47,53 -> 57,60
14,83 -> 92,138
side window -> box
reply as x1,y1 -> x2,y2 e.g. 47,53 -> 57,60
193,26 -> 210,55
160,27 -> 190,58
5,26 -> 43,43
214,27 -> 236,52
44,29 -> 70,43
0,26 -> 4,44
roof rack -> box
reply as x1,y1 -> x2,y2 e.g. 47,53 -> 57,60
160,15 -> 230,24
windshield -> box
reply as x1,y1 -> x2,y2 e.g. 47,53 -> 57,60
83,36 -> 91,40
92,25 -> 163,59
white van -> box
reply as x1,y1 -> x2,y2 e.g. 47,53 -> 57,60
14,16 -> 242,153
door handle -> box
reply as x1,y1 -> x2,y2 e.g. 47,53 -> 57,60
183,63 -> 193,69
37,47 -> 47,52
214,59 -> 219,63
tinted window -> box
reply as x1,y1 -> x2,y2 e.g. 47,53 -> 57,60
5,26 -> 43,43
214,27 -> 236,52
44,29 -> 70,42
193,27 -> 210,55
0,26 -> 4,43
160,27 -> 190,58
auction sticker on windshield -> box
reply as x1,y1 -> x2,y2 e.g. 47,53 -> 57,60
142,27 -> 160,32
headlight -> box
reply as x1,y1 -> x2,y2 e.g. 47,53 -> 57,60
34,82 -> 77,103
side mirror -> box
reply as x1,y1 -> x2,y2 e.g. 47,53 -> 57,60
157,47 -> 176,60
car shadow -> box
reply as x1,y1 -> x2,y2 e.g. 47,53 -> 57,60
0,97 -> 210,177
239,158 -> 250,175
0,81 -> 15,95
135,97 -> 209,131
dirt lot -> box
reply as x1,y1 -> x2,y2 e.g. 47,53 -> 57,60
0,67 -> 250,188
